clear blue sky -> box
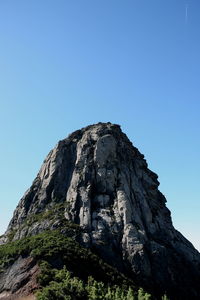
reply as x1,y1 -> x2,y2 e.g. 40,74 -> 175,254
0,0 -> 199,250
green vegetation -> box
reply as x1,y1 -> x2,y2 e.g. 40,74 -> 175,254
0,205 -> 170,299
5,202 -> 81,242
0,228 -> 157,299
22,202 -> 72,228
0,229 -> 134,284
36,266 -> 152,300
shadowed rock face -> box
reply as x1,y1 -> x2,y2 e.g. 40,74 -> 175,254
2,123 -> 200,299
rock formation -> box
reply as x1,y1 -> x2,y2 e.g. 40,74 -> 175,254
0,122 -> 200,299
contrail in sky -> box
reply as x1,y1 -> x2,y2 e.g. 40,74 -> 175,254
185,3 -> 188,24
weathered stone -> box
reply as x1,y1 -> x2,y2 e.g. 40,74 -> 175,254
1,122 -> 200,299
0,257 -> 38,299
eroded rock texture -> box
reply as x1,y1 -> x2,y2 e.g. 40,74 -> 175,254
2,123 -> 200,299
0,256 -> 38,300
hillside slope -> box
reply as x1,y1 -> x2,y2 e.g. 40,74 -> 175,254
0,123 -> 199,299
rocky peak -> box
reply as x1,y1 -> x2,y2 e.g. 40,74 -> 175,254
2,122 -> 200,299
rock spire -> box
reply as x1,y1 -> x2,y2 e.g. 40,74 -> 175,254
2,122 -> 200,299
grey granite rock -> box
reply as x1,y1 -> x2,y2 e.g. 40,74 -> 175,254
2,122 -> 200,299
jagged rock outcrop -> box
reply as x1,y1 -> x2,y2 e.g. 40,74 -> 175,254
1,122 -> 200,299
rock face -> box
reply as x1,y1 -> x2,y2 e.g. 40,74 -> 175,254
2,123 -> 200,299
0,256 -> 38,300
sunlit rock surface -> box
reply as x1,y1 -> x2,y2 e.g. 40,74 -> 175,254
1,122 -> 200,299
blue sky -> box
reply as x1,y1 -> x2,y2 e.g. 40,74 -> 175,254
0,0 -> 199,250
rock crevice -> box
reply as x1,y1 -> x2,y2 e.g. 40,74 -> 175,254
1,122 -> 200,299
